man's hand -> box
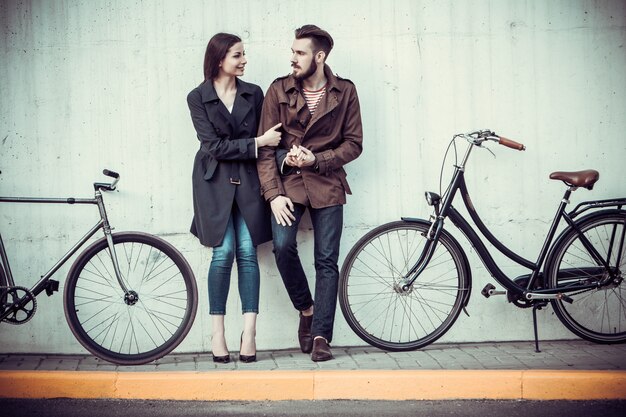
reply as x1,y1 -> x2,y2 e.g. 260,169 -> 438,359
285,145 -> 316,168
270,195 -> 296,226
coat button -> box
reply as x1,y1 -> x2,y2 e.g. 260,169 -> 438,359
243,121 -> 248,127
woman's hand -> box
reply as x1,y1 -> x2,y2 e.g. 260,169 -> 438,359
257,123 -> 282,147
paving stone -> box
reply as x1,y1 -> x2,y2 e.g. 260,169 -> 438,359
37,359 -> 81,371
1,340 -> 624,372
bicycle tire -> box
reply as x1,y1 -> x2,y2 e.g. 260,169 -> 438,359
64,232 -> 198,365
339,220 -> 470,351
546,210 -> 626,343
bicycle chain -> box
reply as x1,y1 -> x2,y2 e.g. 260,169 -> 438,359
0,286 -> 37,325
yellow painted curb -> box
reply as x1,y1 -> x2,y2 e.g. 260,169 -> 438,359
314,370 -> 522,400
522,370 -> 626,400
1,370 -> 625,401
0,371 -> 117,399
115,372 -> 313,401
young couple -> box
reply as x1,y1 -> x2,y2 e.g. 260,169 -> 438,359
187,25 -> 363,363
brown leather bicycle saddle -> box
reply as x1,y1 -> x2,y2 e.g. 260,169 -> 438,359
549,169 -> 600,190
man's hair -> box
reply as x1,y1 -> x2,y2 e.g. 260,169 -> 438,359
294,25 -> 334,58
203,33 -> 242,81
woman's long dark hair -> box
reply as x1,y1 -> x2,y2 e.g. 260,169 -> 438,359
203,33 -> 242,81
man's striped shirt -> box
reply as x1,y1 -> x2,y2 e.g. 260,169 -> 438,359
303,84 -> 327,115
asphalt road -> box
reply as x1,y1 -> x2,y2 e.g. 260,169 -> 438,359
1,399 -> 624,417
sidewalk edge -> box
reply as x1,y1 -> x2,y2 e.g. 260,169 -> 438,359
0,370 -> 625,401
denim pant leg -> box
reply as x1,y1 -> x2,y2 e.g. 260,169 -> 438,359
271,203 -> 314,311
232,204 -> 260,314
208,214 -> 235,315
309,205 -> 343,343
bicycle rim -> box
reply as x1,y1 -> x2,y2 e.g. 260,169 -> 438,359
0,263 -> 7,312
64,232 -> 198,365
339,221 -> 468,351
548,212 -> 626,343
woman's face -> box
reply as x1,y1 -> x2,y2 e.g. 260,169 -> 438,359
219,42 -> 247,77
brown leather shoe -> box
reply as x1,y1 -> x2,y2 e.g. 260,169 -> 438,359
311,337 -> 333,362
298,313 -> 313,353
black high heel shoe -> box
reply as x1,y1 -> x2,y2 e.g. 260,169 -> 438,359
212,353 -> 231,363
239,332 -> 256,363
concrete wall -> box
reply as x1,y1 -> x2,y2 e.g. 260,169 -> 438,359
1,0 -> 624,355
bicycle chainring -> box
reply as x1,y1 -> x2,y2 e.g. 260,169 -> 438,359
1,286 -> 37,325
507,277 -> 533,308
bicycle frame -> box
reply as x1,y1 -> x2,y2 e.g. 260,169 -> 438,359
0,190 -> 129,321
404,140 -> 626,300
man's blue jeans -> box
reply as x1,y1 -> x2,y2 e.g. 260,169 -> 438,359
271,203 -> 343,343
208,204 -> 260,315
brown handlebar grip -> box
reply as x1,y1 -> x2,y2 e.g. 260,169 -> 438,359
498,136 -> 526,151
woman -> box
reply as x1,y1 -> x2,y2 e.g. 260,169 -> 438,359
187,33 -> 281,363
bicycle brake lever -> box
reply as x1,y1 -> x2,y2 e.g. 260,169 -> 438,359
475,140 -> 496,158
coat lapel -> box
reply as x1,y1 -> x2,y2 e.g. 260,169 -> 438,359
231,79 -> 255,130
200,80 -> 233,137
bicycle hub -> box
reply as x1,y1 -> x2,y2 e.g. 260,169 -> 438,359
124,290 -> 139,306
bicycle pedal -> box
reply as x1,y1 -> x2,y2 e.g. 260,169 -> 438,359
481,283 -> 506,298
45,279 -> 59,296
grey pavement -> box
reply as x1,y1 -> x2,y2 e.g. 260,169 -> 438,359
2,398 -> 626,417
1,339 -> 625,372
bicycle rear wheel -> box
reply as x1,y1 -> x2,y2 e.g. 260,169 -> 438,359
339,220 -> 470,351
64,232 -> 198,365
546,210 -> 626,343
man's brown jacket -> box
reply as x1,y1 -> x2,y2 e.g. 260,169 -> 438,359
256,65 -> 363,208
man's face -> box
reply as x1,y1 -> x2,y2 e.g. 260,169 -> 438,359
291,38 -> 317,80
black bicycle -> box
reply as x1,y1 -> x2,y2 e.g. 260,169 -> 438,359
339,130 -> 626,352
0,170 -> 198,365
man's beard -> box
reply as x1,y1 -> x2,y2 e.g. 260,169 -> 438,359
293,59 -> 317,81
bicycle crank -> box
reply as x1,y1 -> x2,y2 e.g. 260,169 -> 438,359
0,286 -> 37,324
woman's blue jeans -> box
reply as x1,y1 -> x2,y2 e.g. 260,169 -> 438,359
271,203 -> 343,343
208,204 -> 259,315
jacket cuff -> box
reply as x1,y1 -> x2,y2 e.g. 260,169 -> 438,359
315,150 -> 334,175
240,137 -> 257,159
260,178 -> 285,201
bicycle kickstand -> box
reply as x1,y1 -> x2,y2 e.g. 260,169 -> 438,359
531,301 -> 549,353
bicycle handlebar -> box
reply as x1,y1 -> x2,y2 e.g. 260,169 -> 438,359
497,136 -> 526,151
94,169 -> 120,191
460,130 -> 526,151
103,169 -> 120,179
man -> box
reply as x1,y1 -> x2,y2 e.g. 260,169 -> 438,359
257,24 -> 363,361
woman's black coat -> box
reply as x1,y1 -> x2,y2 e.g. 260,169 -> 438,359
188,78 -> 272,247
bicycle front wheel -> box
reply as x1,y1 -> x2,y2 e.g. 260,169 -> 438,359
339,220 -> 470,351
546,210 -> 626,343
64,232 -> 198,365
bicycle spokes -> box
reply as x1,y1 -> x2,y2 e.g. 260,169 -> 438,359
65,233 -> 197,364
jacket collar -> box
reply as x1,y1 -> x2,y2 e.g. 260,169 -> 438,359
199,78 -> 255,134
282,64 -> 342,94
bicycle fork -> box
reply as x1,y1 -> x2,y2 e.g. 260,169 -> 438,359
95,192 -> 137,305
400,217 -> 444,292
